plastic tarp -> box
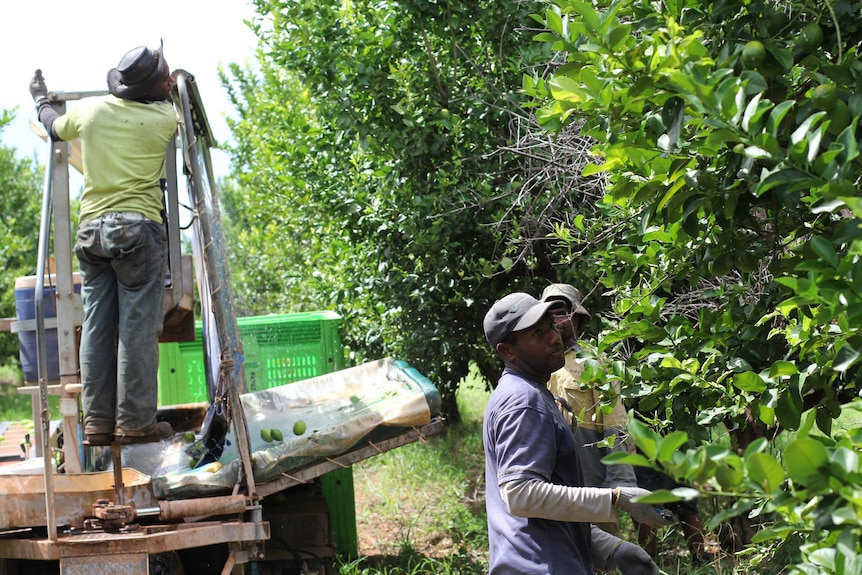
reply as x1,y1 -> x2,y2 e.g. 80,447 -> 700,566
145,358 -> 440,499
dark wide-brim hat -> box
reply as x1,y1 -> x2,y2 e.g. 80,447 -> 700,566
107,40 -> 168,100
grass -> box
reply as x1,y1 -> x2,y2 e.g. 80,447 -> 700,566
0,385 -> 59,423
337,366 -> 490,574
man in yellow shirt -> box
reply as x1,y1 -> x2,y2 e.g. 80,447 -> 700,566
541,283 -> 636,491
543,283 -> 712,561
29,43 -> 180,446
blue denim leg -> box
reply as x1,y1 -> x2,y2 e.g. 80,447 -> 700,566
76,214 -> 167,434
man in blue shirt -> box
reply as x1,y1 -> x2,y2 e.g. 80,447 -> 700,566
483,292 -> 670,574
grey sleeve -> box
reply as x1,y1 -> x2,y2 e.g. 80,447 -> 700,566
500,477 -> 614,523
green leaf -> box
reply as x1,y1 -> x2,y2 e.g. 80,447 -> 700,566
544,9 -> 563,35
630,488 -> 682,504
751,521 -> 800,543
606,23 -> 631,50
548,76 -> 584,103
746,452 -> 785,492
715,464 -> 744,490
766,100 -> 795,133
629,418 -> 659,460
768,360 -> 798,378
829,447 -> 860,481
785,438 -> 828,486
743,437 -> 768,459
755,168 -> 819,197
727,357 -> 753,372
567,0 -> 601,33
602,451 -> 653,467
670,486 -> 701,500
705,498 -> 756,531
776,391 -> 802,430
797,409 -> 818,438
533,32 -> 560,43
741,92 -> 771,133
657,431 -> 689,461
809,236 -> 839,269
834,343 -> 861,373
733,371 -> 767,392
791,112 -> 826,145
837,118 -> 860,163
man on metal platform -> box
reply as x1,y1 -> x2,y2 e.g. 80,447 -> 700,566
29,42 -> 180,446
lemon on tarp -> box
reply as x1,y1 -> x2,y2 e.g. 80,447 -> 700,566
811,84 -> 838,111
260,428 -> 273,442
741,40 -> 766,68
271,428 -> 284,441
183,431 -> 196,443
293,420 -> 307,436
202,461 -> 222,473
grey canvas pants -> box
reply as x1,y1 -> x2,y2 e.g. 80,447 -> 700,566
75,212 -> 167,434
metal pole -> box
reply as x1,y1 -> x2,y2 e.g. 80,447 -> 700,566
35,138 -> 57,540
174,72 -> 257,499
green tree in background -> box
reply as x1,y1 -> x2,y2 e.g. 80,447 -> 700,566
527,0 -> 862,569
0,112 -> 43,375
222,0 -> 566,420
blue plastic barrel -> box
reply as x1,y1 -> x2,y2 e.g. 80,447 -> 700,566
14,275 -> 80,382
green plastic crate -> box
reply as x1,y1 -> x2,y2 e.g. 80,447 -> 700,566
158,311 -> 345,403
157,310 -> 357,556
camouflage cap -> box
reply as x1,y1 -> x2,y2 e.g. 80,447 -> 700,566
540,283 -> 591,319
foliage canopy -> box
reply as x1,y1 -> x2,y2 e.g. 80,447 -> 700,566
0,114 -> 44,372
526,0 -> 862,570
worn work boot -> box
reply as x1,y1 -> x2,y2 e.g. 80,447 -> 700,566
83,431 -> 115,446
115,421 -> 174,445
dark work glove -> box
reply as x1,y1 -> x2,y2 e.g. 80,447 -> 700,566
30,69 -> 48,102
611,541 -> 660,575
614,487 -> 677,529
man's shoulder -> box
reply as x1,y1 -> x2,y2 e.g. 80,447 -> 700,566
489,372 -> 552,412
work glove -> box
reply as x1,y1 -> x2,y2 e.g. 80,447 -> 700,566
614,487 -> 676,529
30,69 -> 48,102
609,540 -> 660,575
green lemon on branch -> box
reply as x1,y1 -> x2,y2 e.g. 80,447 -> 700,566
795,22 -> 823,56
827,99 -> 851,135
741,41 -> 766,69
811,84 -> 838,111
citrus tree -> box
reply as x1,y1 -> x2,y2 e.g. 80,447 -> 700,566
222,0 -> 563,420
0,113 -> 43,372
525,0 -> 862,569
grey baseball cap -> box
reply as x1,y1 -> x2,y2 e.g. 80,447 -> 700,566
483,292 -> 565,347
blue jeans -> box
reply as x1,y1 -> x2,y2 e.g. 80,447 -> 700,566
75,212 -> 167,434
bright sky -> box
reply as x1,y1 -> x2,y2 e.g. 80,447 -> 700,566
0,0 -> 260,179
